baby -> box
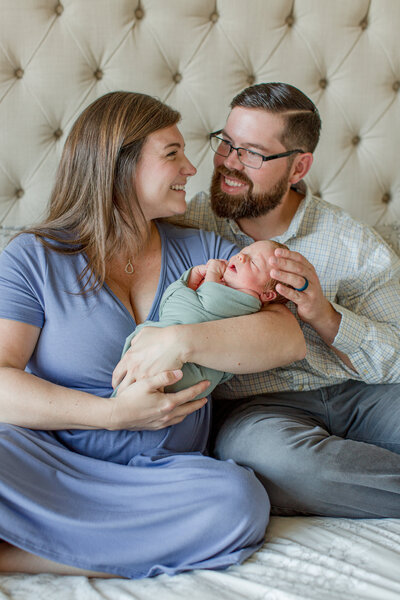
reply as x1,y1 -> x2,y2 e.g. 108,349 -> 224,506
187,240 -> 288,303
114,240 -> 288,400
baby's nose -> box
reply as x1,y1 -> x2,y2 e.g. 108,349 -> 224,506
238,253 -> 245,263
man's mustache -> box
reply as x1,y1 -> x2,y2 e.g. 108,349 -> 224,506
216,165 -> 253,188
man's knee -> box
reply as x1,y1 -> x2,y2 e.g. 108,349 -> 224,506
213,406 -> 332,497
214,405 -> 316,467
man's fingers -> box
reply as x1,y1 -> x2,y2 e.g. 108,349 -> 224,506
271,269 -> 310,292
274,247 -> 307,263
275,283 -> 305,304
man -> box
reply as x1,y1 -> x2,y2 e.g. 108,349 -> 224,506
174,82 -> 400,517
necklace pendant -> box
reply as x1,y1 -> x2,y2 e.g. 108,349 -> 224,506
125,259 -> 134,274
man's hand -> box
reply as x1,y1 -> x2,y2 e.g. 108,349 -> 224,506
269,247 -> 341,345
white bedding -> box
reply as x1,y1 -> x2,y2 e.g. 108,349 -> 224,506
1,517 -> 399,600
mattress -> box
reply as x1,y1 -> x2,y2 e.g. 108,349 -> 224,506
1,516 -> 399,600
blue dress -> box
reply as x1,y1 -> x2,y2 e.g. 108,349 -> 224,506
0,222 -> 270,579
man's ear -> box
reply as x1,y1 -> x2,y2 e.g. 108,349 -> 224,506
289,152 -> 313,185
260,289 -> 277,303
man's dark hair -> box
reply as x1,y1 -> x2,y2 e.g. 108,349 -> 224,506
231,82 -> 321,153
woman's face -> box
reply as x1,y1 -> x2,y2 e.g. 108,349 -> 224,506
134,124 -> 196,221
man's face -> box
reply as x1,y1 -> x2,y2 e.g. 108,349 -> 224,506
210,107 -> 293,219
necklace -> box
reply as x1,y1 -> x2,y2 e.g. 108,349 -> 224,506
125,258 -> 134,274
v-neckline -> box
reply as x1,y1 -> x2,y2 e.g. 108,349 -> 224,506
103,220 -> 167,326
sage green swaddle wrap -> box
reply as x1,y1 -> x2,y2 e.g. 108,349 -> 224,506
114,268 -> 261,400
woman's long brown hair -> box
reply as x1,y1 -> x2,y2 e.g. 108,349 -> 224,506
25,91 -> 180,292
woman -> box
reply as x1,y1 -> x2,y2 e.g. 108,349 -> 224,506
0,92 -> 305,578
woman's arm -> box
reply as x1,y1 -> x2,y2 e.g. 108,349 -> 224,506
0,319 -> 209,430
181,304 -> 306,372
113,304 -> 306,391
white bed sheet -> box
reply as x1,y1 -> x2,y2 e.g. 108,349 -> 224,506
1,517 -> 399,600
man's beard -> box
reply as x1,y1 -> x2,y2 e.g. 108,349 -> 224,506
210,165 -> 290,220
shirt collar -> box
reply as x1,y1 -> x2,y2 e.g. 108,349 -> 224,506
228,180 -> 313,244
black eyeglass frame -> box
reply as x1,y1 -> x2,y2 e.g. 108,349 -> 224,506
209,131 -> 305,169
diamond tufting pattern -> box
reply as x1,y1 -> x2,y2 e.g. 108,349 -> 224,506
0,0 -> 399,248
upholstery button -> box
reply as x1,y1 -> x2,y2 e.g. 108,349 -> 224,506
54,128 -> 63,139
382,192 -> 391,204
247,74 -> 255,85
319,78 -> 328,89
210,12 -> 219,23
14,68 -> 24,79
360,18 -> 368,30
16,189 -> 24,199
55,3 -> 63,16
352,135 -> 361,146
94,69 -> 103,80
173,73 -> 182,84
285,15 -> 295,27
315,190 -> 322,198
393,81 -> 400,92
135,7 -> 144,19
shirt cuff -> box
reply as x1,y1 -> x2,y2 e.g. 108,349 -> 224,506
331,302 -> 368,354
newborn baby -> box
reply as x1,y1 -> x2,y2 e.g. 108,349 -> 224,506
114,240 -> 288,400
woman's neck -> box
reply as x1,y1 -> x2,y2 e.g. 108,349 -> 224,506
105,220 -> 162,322
111,221 -> 160,272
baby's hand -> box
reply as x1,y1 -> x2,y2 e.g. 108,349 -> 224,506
204,259 -> 228,284
187,264 -> 208,290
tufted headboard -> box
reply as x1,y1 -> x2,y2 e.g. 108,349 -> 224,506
1,0 -> 399,251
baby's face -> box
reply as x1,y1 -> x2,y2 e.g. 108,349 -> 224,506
223,241 -> 276,295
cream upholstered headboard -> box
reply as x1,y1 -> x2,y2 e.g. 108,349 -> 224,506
1,0 -> 400,250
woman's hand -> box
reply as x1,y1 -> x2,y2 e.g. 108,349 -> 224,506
112,325 -> 184,393
108,369 -> 209,430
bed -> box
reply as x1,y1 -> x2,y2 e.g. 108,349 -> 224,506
1,1 -> 400,598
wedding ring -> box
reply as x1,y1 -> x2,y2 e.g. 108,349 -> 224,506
295,277 -> 309,292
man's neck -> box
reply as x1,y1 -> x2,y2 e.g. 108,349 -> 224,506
237,187 -> 304,241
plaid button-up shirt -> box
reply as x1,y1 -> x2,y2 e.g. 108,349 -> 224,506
168,183 -> 400,398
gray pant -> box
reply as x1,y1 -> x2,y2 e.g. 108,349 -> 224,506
213,380 -> 400,518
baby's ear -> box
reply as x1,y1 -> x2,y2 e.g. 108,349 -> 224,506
260,289 -> 277,303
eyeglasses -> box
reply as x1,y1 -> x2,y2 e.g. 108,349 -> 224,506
209,131 -> 304,169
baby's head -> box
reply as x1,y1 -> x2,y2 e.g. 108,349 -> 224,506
223,240 -> 289,304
